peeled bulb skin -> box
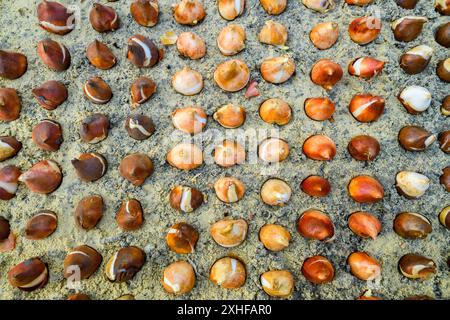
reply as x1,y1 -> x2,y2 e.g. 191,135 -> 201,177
309,22 -> 339,50
173,0 -> 206,26
217,24 -> 246,56
260,56 -> 296,84
259,20 -> 288,46
177,32 -> 206,60
172,67 -> 203,96
260,178 -> 291,206
163,261 -> 195,295
259,0 -> 287,15
218,0 -> 245,21
214,59 -> 250,92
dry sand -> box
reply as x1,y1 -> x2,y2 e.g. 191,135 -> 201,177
0,0 -> 449,300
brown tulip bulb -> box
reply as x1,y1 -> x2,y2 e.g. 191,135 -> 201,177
172,106 -> 207,134
258,138 -> 290,163
440,167 -> 450,192
0,50 -> 28,80
349,16 -> 382,45
398,85 -> 432,114
260,178 -> 291,206
393,212 -> 432,239
348,57 -> 385,79
260,270 -> 293,298
400,45 -> 433,75
442,95 -> 450,116
172,67 -> 204,96
127,35 -> 160,68
349,94 -> 385,122
130,76 -> 156,107
297,209 -> 334,241
399,254 -> 436,280
0,136 -> 21,162
303,0 -> 336,13
309,22 -> 339,50
37,39 -> 71,72
37,0 -> 76,35
259,98 -> 291,125
19,160 -> 62,194
0,232 -> 16,252
210,257 -> 246,289
64,245 -> 102,280
213,104 -> 246,128
310,59 -> 343,90
80,113 -> 109,144
86,40 -> 116,70
0,88 -> 21,122
214,59 -> 250,92
131,0 -> 159,27
259,224 -> 291,251
437,58 -> 450,82
119,153 -> 154,186
347,252 -> 381,281
395,0 -> 419,9
396,171 -> 430,198
89,3 -> 119,32
260,0 -> 287,15
348,175 -> 384,203
166,143 -> 203,170
260,56 -> 295,84
398,126 -> 436,151
83,76 -> 112,104
74,195 -> 103,230
116,199 -> 144,231
32,80 -> 68,110
439,206 -> 450,229
301,175 -> 331,197
218,0 -> 245,20
176,32 -> 206,60
166,222 -> 199,254
435,0 -> 450,15
435,22 -> 450,48
0,165 -> 21,200
32,120 -> 63,152
214,177 -> 246,203
304,97 -> 335,121
211,219 -> 248,248
303,135 -> 336,161
8,257 -> 48,291
125,114 -> 155,140
173,0 -> 206,25
392,17 -> 427,42
348,135 -> 380,161
25,211 -> 57,240
217,24 -> 246,56
213,140 -> 246,168
302,256 -> 334,284
72,153 -> 107,182
105,246 -> 146,283
348,211 -> 381,239
439,130 -> 450,153
163,260 -> 196,295
169,185 -> 204,213
259,20 -> 288,46
0,216 -> 10,240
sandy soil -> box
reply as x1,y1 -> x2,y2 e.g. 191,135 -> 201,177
0,0 -> 449,300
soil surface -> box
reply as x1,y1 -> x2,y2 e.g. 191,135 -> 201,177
0,0 -> 449,300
